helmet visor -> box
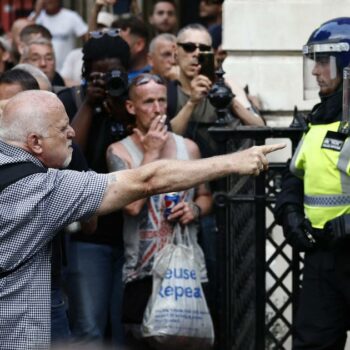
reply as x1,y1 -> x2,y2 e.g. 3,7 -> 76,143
302,42 -> 349,99
303,52 -> 338,100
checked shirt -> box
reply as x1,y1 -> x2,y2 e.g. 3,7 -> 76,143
0,140 -> 108,350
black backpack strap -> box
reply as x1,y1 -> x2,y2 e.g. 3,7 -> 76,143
0,161 -> 47,192
0,161 -> 47,279
166,79 -> 178,120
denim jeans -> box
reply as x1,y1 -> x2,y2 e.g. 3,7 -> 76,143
51,287 -> 71,343
65,240 -> 125,346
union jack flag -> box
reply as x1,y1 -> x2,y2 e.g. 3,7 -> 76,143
130,191 -> 189,278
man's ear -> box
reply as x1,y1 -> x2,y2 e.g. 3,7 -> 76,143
26,133 -> 43,156
1,51 -> 10,62
125,99 -> 135,115
134,37 -> 146,54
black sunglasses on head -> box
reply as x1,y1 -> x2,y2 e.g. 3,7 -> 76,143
177,42 -> 212,53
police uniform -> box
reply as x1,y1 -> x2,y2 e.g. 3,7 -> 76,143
275,17 -> 350,350
292,112 -> 350,349
277,91 -> 350,350
290,120 -> 350,228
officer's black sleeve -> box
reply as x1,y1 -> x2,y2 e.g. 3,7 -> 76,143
274,159 -> 304,224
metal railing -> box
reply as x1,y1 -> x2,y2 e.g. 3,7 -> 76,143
209,125 -> 303,350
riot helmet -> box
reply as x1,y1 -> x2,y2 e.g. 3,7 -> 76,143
303,17 -> 350,99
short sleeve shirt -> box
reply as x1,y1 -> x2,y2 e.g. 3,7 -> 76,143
36,8 -> 88,70
0,141 -> 108,349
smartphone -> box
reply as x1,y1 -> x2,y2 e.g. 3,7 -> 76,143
198,51 -> 216,82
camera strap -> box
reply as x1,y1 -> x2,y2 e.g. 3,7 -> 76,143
0,161 -> 47,279
0,161 -> 47,192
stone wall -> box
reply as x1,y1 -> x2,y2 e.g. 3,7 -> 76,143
222,0 -> 350,126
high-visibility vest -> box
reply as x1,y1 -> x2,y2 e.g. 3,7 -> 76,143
290,121 -> 350,228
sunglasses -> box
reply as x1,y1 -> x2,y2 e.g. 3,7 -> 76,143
129,73 -> 166,88
89,28 -> 121,39
177,42 -> 212,53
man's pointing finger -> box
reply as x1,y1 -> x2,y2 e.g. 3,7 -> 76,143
260,143 -> 286,155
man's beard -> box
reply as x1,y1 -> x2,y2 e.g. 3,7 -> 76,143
62,153 -> 72,169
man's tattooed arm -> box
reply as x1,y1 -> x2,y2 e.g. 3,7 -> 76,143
105,146 -> 147,214
106,147 -> 128,172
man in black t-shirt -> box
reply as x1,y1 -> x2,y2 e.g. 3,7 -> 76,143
58,32 -> 130,346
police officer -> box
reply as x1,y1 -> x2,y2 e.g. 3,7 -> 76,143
275,17 -> 350,350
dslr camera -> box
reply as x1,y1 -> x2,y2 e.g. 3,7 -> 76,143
103,69 -> 128,97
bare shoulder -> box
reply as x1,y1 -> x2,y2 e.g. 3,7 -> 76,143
183,137 -> 201,160
106,141 -> 133,172
107,141 -> 124,156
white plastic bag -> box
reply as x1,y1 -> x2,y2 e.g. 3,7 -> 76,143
142,224 -> 214,349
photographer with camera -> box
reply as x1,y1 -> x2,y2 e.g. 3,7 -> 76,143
57,31 -> 130,346
164,23 -> 266,334
169,24 -> 265,150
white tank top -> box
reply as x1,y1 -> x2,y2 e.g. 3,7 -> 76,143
120,133 -> 207,283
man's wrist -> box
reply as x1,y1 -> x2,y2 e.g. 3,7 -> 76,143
190,202 -> 202,219
143,150 -> 161,163
187,99 -> 198,108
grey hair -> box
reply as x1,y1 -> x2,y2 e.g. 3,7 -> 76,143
13,63 -> 52,91
177,23 -> 212,45
0,90 -> 57,143
21,38 -> 54,62
149,33 -> 177,53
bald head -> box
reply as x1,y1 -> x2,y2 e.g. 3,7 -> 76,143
14,63 -> 52,91
0,90 -> 74,169
149,33 -> 176,54
0,90 -> 64,143
148,34 -> 177,79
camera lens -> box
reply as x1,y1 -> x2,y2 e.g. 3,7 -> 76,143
105,70 -> 128,97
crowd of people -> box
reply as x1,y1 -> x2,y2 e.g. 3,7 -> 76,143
0,1 -> 349,350
0,1 -> 274,349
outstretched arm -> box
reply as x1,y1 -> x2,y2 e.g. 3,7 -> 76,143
226,78 -> 265,126
97,140 -> 286,215
167,139 -> 213,224
231,98 -> 265,126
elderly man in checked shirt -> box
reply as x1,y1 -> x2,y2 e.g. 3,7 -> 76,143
0,90 -> 284,349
